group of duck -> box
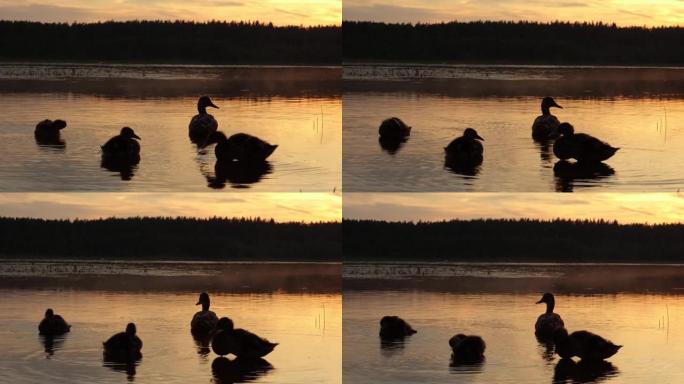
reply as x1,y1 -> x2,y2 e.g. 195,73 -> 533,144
34,96 -> 278,178
378,97 -> 620,171
380,293 -> 621,366
36,292 -> 278,367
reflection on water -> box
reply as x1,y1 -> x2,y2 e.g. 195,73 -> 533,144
211,357 -> 274,384
554,358 -> 618,384
553,161 -> 616,192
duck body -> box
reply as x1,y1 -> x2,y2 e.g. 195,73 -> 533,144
379,316 -> 417,339
35,119 -> 67,140
211,317 -> 278,359
553,123 -> 619,163
191,292 -> 219,336
189,96 -> 219,143
449,334 -> 486,363
101,127 -> 141,159
535,293 -> 565,340
213,132 -> 277,163
103,323 -> 143,361
554,328 -> 622,361
38,309 -> 71,335
444,128 -> 484,165
379,117 -> 411,139
532,97 -> 562,140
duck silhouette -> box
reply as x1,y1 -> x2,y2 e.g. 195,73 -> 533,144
444,128 -> 484,169
101,127 -> 141,158
449,334 -> 486,364
38,308 -> 71,336
535,293 -> 565,340
553,123 -> 619,163
210,131 -> 277,163
191,292 -> 219,337
34,119 -> 67,146
532,97 -> 562,140
103,323 -> 143,362
211,317 -> 278,359
189,96 -> 219,144
553,328 -> 622,361
379,316 -> 417,339
379,117 -> 411,139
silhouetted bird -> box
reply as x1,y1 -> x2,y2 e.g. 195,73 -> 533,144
379,316 -> 417,339
38,308 -> 71,335
103,323 -> 143,361
210,131 -> 277,163
34,119 -> 67,144
444,128 -> 484,165
379,117 -> 411,139
532,97 -> 562,140
211,317 -> 278,359
553,123 -> 619,163
449,334 -> 486,363
535,293 -> 565,340
553,328 -> 622,361
101,127 -> 141,158
191,292 -> 219,336
189,96 -> 219,144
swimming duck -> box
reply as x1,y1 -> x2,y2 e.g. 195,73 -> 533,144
35,119 -> 67,142
553,123 -> 619,163
189,96 -> 219,143
211,317 -> 278,359
444,128 -> 484,164
103,323 -> 143,361
535,293 -> 565,340
101,127 -> 141,158
553,328 -> 622,361
38,308 -> 71,335
449,334 -> 486,363
379,117 -> 411,139
379,316 -> 417,339
211,131 -> 278,163
191,292 -> 219,336
532,97 -> 562,140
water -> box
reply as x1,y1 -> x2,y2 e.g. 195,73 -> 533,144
0,64 -> 341,191
343,263 -> 684,384
0,262 -> 341,384
343,65 -> 684,192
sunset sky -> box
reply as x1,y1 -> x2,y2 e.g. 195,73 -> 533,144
0,193 -> 341,222
344,0 -> 684,26
0,0 -> 341,25
345,193 -> 684,224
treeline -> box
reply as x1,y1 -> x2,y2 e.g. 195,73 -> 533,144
343,21 -> 684,65
0,217 -> 340,261
343,219 -> 684,262
0,20 -> 340,64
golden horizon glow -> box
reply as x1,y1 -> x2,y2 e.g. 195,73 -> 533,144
0,0 -> 341,26
0,193 -> 341,222
344,193 -> 684,225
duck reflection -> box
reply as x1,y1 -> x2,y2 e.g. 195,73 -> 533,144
536,336 -> 556,362
379,337 -> 412,357
211,356 -> 274,384
103,356 -> 140,382
449,355 -> 485,374
192,332 -> 212,358
535,139 -> 554,164
39,334 -> 66,357
207,160 -> 272,189
553,160 -> 615,192
101,155 -> 140,181
553,358 -> 618,383
444,157 -> 481,177
378,136 -> 408,155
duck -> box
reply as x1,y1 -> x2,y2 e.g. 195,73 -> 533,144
379,117 -> 411,139
553,328 -> 622,361
379,316 -> 417,339
101,127 -> 141,158
103,323 -> 143,361
449,334 -> 486,363
535,293 -> 565,340
191,292 -> 219,336
444,128 -> 484,165
553,123 -> 619,163
189,96 -> 219,143
211,131 -> 278,163
211,317 -> 278,359
38,308 -> 71,335
532,97 -> 563,140
35,119 -> 67,141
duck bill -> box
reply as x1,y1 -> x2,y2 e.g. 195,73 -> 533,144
553,102 -> 563,109
195,301 -> 201,305
209,101 -> 219,109
475,134 -> 484,141
535,299 -> 543,304
133,134 -> 141,140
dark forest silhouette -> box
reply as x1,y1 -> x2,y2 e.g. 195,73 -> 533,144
0,217 -> 340,260
344,219 -> 684,262
0,20 -> 340,64
343,21 -> 684,65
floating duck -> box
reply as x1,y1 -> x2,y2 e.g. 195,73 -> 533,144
553,123 -> 619,163
34,119 -> 67,144
532,97 -> 562,140
379,117 -> 411,139
379,316 -> 417,339
444,128 -> 484,165
191,292 -> 219,336
211,131 -> 277,163
101,127 -> 141,158
103,323 -> 143,361
189,96 -> 219,143
449,334 -> 486,363
211,317 -> 278,359
38,308 -> 71,335
535,293 -> 565,340
554,328 -> 622,361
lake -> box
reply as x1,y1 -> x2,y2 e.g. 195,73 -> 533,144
343,65 -> 684,192
0,261 -> 341,384
343,263 -> 684,383
0,64 -> 340,191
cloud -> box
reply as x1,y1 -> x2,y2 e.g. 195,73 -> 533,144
0,3 -> 96,22
344,3 -> 445,23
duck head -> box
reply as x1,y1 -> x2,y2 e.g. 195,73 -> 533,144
196,292 -> 211,311
536,293 -> 556,313
541,97 -> 562,115
120,127 -> 141,140
449,334 -> 467,349
198,96 -> 219,114
558,122 -> 574,136
45,308 -> 54,318
216,317 -> 234,332
463,128 -> 484,141
52,120 -> 67,130
125,323 -> 137,336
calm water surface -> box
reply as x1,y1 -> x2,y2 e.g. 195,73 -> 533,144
0,64 -> 341,191
343,65 -> 684,192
